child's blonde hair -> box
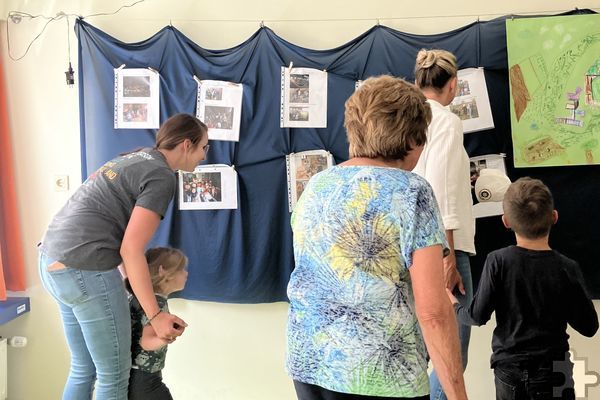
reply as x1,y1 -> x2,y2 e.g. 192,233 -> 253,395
125,247 -> 188,294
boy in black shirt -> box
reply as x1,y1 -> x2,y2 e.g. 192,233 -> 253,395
447,177 -> 598,400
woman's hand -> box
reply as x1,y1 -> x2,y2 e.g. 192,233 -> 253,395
149,311 -> 188,341
445,288 -> 459,305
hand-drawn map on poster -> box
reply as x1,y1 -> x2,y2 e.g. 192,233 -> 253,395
507,14 -> 600,167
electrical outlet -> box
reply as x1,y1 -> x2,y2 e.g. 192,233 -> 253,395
54,175 -> 69,192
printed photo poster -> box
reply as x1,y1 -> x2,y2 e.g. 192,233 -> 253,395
114,67 -> 160,129
507,14 -> 600,167
280,67 -> 328,128
470,154 -> 507,218
286,150 -> 334,212
448,68 -> 494,133
178,164 -> 238,210
196,79 -> 243,141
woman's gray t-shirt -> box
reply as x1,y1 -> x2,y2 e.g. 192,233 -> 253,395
40,148 -> 176,271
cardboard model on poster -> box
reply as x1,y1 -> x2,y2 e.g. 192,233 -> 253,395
114,66 -> 160,129
195,78 -> 243,142
286,149 -> 334,212
178,164 -> 238,210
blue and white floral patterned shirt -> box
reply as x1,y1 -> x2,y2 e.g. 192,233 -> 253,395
286,165 -> 447,397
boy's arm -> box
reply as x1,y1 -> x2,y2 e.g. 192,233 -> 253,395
140,324 -> 169,351
565,263 -> 598,337
448,253 -> 497,326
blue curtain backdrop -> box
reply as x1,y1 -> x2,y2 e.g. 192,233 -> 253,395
75,8 -> 600,303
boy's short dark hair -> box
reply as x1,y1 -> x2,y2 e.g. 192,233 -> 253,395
503,177 -> 554,239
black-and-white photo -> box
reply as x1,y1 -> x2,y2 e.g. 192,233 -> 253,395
205,106 -> 234,130
205,87 -> 223,101
290,88 -> 309,103
290,74 -> 309,89
123,76 -> 151,97
289,107 -> 309,121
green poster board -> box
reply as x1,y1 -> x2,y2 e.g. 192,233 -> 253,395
506,14 -> 600,167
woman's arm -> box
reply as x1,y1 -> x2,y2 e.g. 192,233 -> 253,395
410,244 -> 467,400
121,206 -> 187,340
140,324 -> 169,351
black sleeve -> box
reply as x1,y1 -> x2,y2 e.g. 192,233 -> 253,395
563,261 -> 599,337
455,252 -> 497,326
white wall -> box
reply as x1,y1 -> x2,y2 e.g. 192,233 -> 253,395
1,1 -> 599,399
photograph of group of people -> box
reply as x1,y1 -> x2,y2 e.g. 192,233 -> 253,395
122,103 -> 149,123
204,105 -> 234,130
181,172 -> 222,203
123,76 -> 151,97
450,98 -> 480,121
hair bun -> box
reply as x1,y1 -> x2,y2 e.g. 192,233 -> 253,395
416,49 -> 437,69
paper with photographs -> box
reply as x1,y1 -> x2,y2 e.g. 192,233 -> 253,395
286,150 -> 334,212
280,67 -> 328,128
470,154 -> 507,218
178,164 -> 238,210
196,79 -> 243,142
114,68 -> 160,129
448,68 -> 494,133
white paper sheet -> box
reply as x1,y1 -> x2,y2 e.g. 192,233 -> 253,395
196,79 -> 243,142
114,67 -> 160,129
449,68 -> 494,133
280,67 -> 328,128
286,150 -> 334,212
471,154 -> 507,218
178,164 -> 238,210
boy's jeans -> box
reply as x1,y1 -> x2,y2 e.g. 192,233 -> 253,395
39,251 -> 131,400
429,251 -> 472,400
494,358 -> 575,400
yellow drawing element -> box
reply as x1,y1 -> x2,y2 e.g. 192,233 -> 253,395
522,136 -> 566,164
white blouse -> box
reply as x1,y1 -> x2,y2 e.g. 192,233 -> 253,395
413,99 -> 475,255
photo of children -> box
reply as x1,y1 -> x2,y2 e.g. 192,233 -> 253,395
181,172 -> 222,203
123,76 -> 151,97
122,103 -> 148,122
204,106 -> 234,130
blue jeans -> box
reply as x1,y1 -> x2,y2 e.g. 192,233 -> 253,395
494,361 -> 575,400
39,252 -> 131,400
429,251 -> 472,400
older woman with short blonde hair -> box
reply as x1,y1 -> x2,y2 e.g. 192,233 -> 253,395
285,75 -> 467,400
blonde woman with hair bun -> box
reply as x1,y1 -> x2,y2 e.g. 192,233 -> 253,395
413,49 -> 475,400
